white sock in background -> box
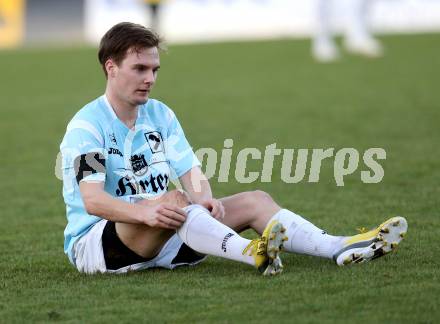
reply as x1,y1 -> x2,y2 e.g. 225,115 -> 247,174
346,0 -> 370,42
177,205 -> 255,266
315,0 -> 333,44
271,209 -> 345,258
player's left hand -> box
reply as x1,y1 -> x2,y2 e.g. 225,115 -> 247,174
200,198 -> 225,221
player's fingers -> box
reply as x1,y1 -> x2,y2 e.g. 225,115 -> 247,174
211,201 -> 219,216
156,220 -> 177,230
158,215 -> 182,229
212,201 -> 224,220
218,203 -> 225,220
161,209 -> 186,224
149,214 -> 175,229
214,208 -> 223,220
214,209 -> 224,220
163,204 -> 187,218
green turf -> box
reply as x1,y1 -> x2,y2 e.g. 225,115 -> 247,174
1,34 -> 439,323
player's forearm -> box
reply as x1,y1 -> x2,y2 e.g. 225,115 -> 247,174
80,183 -> 145,224
187,178 -> 213,204
179,167 -> 213,204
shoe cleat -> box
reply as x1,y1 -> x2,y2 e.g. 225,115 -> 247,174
343,257 -> 352,265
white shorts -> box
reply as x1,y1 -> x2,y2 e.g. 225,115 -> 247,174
71,219 -> 206,274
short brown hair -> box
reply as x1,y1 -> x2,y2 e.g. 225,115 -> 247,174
98,22 -> 162,77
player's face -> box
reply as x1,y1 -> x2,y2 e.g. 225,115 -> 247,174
111,47 -> 160,107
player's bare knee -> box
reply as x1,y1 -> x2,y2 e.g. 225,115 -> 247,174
247,190 -> 278,210
240,191 -> 260,213
253,190 -> 274,204
254,190 -> 273,201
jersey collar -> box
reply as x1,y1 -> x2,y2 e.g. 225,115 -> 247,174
102,95 -> 118,121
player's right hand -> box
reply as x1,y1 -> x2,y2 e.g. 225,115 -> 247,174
144,203 -> 187,230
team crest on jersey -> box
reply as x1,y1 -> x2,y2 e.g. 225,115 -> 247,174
130,154 -> 148,175
145,131 -> 164,154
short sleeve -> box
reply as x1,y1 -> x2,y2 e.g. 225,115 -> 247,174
60,120 -> 106,184
164,111 -> 200,179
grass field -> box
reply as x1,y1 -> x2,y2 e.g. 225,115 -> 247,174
1,33 -> 439,323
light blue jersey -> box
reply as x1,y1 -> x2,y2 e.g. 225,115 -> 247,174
60,95 -> 200,264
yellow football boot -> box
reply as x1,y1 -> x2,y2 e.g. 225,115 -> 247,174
333,216 -> 408,266
242,220 -> 287,276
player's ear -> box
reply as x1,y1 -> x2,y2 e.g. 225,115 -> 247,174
105,59 -> 116,78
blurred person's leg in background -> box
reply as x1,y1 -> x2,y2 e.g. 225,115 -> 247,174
312,0 -> 383,62
145,0 -> 162,32
313,0 -> 340,62
344,0 -> 383,57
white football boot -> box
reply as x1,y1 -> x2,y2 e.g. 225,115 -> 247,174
333,216 -> 408,266
312,38 -> 340,63
344,36 -> 384,58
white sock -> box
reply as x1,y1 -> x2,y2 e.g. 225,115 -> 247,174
271,209 -> 345,259
346,0 -> 371,42
315,0 -> 334,44
177,205 -> 255,266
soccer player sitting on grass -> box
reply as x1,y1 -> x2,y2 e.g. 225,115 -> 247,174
60,22 -> 408,275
